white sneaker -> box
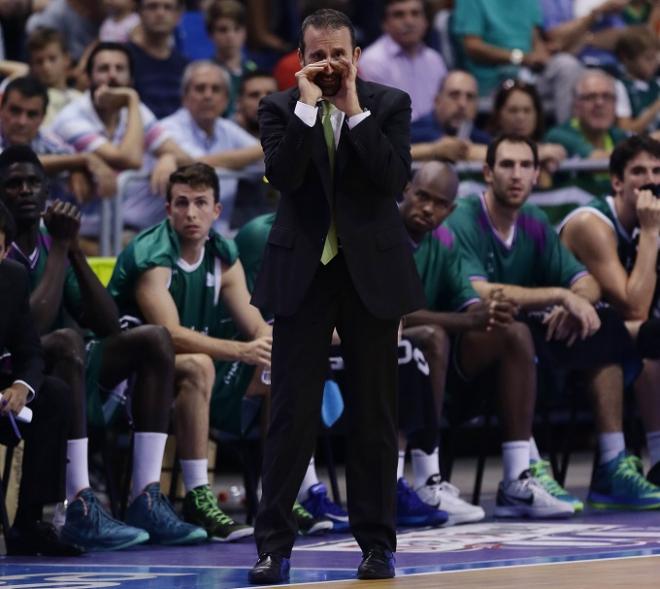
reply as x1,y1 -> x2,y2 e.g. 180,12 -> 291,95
416,475 -> 485,526
494,469 -> 575,519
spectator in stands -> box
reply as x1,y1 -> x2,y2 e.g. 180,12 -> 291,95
446,134 -> 660,511
410,70 -> 489,162
0,145 -> 207,551
614,26 -> 660,135
205,0 -> 258,118
25,29 -> 81,127
540,0 -> 640,72
128,0 -> 189,119
26,0 -> 103,63
359,0 -> 447,122
560,135 -> 660,487
489,79 -> 567,187
108,162 -> 270,541
160,60 -> 264,234
233,70 -> 278,138
545,69 -> 628,159
100,0 -> 140,43
0,76 -> 116,205
0,200 -> 80,557
452,0 -> 584,124
51,42 -> 192,241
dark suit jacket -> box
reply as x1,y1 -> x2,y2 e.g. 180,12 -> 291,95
252,78 -> 425,320
0,259 -> 43,394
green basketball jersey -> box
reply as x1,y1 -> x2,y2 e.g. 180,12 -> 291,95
446,194 -> 587,288
414,226 -> 479,312
7,228 -> 82,333
234,213 -> 275,293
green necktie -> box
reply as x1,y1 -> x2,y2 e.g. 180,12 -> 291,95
321,100 -> 339,265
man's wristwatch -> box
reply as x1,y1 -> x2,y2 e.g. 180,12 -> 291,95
509,48 -> 524,66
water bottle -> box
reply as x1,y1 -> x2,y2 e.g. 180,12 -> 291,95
217,485 -> 247,513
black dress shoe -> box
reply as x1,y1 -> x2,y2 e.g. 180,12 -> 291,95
6,522 -> 83,556
248,553 -> 290,584
357,547 -> 395,580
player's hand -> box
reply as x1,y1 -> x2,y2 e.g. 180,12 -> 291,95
295,60 -> 325,105
0,383 -> 28,416
43,199 -> 81,246
635,188 -> 660,233
240,335 -> 272,367
561,292 -> 601,341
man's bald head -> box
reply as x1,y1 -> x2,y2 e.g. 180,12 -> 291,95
401,161 -> 459,241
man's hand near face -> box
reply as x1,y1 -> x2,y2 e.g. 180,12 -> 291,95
295,60 -> 325,106
328,56 -> 361,117
94,85 -> 139,111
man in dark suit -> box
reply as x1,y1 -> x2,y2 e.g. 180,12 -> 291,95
248,9 -> 425,584
0,201 -> 77,555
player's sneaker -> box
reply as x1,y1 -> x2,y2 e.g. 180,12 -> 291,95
415,475 -> 485,525
397,477 -> 448,527
301,483 -> 350,532
292,501 -> 333,535
183,484 -> 254,541
126,483 -> 207,545
587,452 -> 660,510
494,470 -> 575,518
529,459 -> 584,512
61,488 -> 149,551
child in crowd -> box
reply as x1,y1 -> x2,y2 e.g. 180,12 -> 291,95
206,0 -> 257,117
26,28 -> 81,127
100,0 -> 141,43
615,25 -> 660,134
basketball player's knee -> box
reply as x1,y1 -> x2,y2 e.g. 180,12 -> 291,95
502,322 -> 535,362
178,354 -> 215,400
45,328 -> 85,372
130,325 -> 175,367
419,325 -> 450,360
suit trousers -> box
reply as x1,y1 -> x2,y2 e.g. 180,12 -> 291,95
254,252 -> 400,557
0,375 -> 71,515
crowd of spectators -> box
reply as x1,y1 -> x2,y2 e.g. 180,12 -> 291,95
0,0 -> 659,560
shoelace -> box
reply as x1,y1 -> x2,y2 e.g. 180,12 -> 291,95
530,461 -> 566,496
616,456 -> 659,492
193,488 -> 234,526
148,489 -> 183,526
312,489 -> 346,516
438,481 -> 461,497
292,502 -> 312,520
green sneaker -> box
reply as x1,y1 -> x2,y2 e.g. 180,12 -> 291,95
529,460 -> 584,512
183,485 -> 254,542
292,501 -> 333,536
588,452 -> 660,510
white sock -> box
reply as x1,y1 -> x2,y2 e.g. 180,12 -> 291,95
180,459 -> 208,492
66,438 -> 91,503
502,440 -> 530,482
598,432 -> 625,465
397,450 -> 405,480
131,432 -> 168,501
647,431 -> 660,468
297,457 -> 321,502
411,447 -> 440,489
529,437 -> 541,462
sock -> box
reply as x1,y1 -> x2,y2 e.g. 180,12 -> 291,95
598,432 -> 625,465
397,450 -> 405,481
647,431 -> 660,468
297,457 -> 321,502
529,437 -> 541,462
502,440 -> 530,482
66,438 -> 90,502
180,459 -> 208,493
411,447 -> 440,489
131,432 -> 168,502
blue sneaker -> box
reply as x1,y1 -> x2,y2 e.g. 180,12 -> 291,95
529,460 -> 584,512
126,483 -> 208,545
397,478 -> 448,527
301,483 -> 350,532
60,488 -> 149,552
587,452 -> 660,510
